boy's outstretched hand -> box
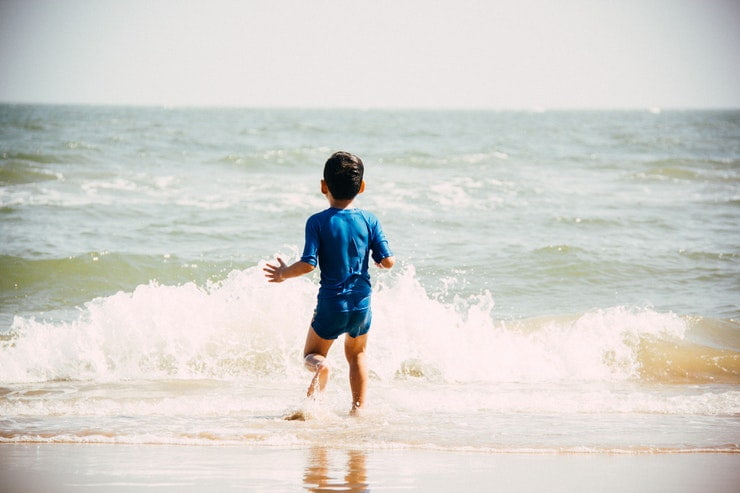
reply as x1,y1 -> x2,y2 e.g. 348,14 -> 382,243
264,258 -> 315,283
263,257 -> 288,283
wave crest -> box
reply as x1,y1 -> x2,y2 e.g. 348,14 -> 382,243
2,264 -> 737,385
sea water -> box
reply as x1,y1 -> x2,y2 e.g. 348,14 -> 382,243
0,104 -> 738,453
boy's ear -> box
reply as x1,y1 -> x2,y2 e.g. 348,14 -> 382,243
321,179 -> 328,194
359,180 -> 366,194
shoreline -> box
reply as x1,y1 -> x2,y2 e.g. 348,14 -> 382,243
2,443 -> 739,493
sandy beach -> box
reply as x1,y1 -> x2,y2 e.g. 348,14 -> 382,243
1,444 -> 738,493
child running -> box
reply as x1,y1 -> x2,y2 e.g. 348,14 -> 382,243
264,151 -> 394,416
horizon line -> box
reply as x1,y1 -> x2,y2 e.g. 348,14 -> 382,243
2,100 -> 739,112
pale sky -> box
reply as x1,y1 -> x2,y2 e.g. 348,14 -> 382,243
1,0 -> 738,109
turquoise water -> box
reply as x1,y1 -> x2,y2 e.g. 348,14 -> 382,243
2,106 -> 738,320
0,105 -> 738,452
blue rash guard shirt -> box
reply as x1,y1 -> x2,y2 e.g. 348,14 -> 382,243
300,207 -> 392,303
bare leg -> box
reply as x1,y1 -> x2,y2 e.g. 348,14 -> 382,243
344,333 -> 368,415
303,326 -> 334,398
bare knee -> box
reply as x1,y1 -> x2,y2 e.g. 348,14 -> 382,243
304,353 -> 329,373
345,350 -> 366,369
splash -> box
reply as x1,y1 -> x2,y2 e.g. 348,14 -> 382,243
370,270 -> 737,384
3,265 -> 315,383
2,264 -> 737,384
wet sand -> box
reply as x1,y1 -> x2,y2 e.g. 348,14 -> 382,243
1,444 -> 739,492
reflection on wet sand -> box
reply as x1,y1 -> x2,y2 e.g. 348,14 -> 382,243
303,447 -> 369,492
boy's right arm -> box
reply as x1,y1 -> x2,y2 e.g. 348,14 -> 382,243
263,258 -> 315,283
376,256 -> 395,269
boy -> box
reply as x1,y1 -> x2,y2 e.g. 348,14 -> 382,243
264,151 -> 394,415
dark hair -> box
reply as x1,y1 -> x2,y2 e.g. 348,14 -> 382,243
323,151 -> 364,200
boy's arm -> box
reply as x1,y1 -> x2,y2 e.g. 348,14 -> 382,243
376,256 -> 395,269
263,258 -> 315,283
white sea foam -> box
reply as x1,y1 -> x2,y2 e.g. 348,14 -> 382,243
2,263 -> 693,386
2,271 -> 736,450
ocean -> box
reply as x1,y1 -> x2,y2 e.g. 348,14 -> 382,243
1,105 -> 738,474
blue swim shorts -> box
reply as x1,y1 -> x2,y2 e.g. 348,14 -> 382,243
311,295 -> 372,340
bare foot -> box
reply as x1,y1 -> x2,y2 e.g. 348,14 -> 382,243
284,410 -> 307,421
349,402 -> 363,417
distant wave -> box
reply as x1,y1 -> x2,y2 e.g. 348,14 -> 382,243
0,161 -> 63,185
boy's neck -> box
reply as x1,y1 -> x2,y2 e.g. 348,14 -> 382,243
328,197 -> 355,209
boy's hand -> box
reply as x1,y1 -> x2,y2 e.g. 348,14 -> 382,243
263,257 -> 288,282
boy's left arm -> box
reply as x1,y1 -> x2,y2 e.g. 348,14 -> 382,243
264,257 -> 315,283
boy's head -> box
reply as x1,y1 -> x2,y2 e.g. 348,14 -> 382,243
323,151 -> 364,200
